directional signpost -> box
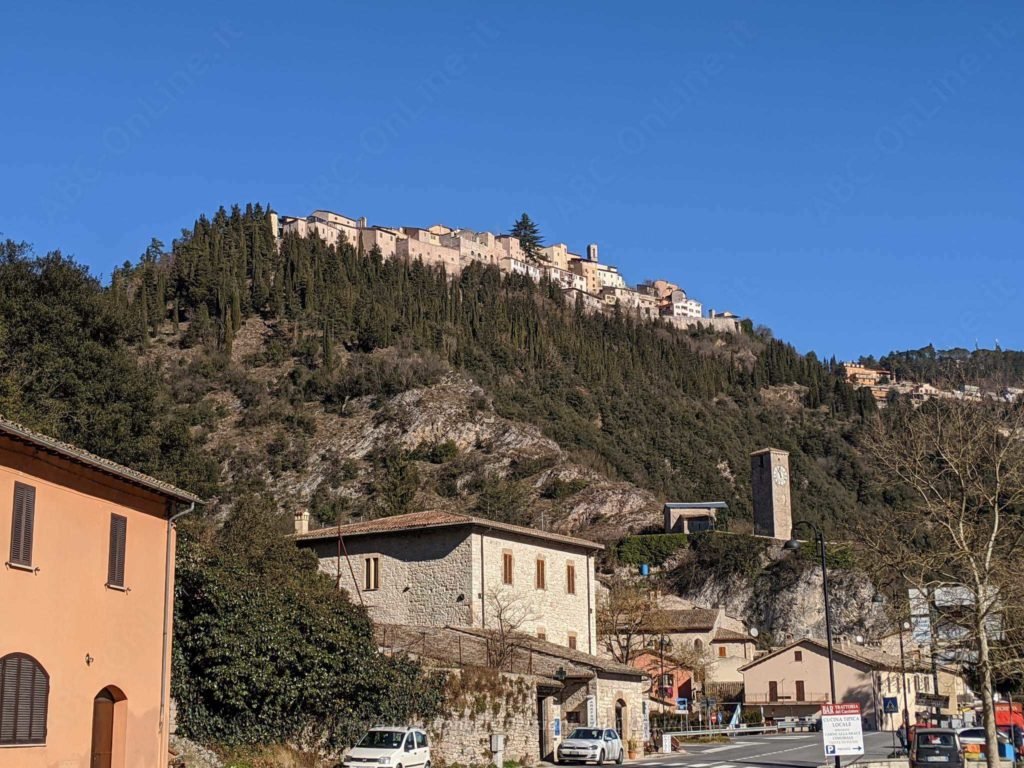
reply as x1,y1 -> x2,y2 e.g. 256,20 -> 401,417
821,703 -> 865,758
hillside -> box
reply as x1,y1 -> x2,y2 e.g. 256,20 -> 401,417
1,205 -> 894,542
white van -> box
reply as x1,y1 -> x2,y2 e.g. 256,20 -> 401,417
343,727 -> 430,768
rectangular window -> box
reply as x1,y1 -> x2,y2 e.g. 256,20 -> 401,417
364,557 -> 380,591
795,681 -> 806,702
718,646 -> 727,657
768,681 -> 778,701
535,558 -> 546,590
566,562 -> 577,594
569,633 -> 578,651
8,483 -> 36,568
794,650 -> 803,662
502,551 -> 513,585
107,514 -> 127,588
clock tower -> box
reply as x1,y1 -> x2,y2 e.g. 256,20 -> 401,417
751,447 -> 792,540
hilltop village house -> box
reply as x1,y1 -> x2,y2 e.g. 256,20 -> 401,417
271,208 -> 744,333
0,417 -> 200,768
294,511 -> 647,761
739,638 -> 944,730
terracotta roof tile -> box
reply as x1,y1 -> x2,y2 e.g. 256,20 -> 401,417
293,510 -> 603,551
0,415 -> 201,504
661,609 -> 720,631
712,628 -> 754,642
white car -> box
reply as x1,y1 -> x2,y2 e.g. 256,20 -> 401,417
557,727 -> 625,764
344,727 -> 431,768
957,727 -> 1009,747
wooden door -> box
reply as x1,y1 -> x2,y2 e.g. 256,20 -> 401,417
795,681 -> 806,702
90,690 -> 115,768
768,680 -> 779,701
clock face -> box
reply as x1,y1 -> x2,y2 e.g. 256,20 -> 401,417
772,466 -> 789,486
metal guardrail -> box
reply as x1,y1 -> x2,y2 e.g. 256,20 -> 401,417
661,725 -> 782,739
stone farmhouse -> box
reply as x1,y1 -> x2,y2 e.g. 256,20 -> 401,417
293,510 -> 601,654
654,607 -> 756,689
271,208 -> 744,333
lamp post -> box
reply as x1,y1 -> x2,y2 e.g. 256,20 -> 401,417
785,521 -> 840,768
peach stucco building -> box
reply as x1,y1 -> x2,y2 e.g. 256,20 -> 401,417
0,417 -> 200,768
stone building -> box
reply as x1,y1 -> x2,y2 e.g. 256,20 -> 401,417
739,638 -> 936,730
663,502 -> 725,534
377,623 -> 647,763
360,226 -> 405,260
397,228 -> 462,275
293,510 -> 601,653
439,228 -> 504,270
751,447 -> 792,541
654,608 -> 756,687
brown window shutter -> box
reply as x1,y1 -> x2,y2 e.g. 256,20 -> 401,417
9,483 -> 36,567
0,653 -> 48,746
107,514 -> 127,587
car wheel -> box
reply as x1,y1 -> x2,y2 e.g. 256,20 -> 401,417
599,749 -> 606,765
425,762 -> 431,768
616,747 -> 625,764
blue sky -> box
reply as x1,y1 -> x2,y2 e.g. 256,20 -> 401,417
2,1 -> 1021,360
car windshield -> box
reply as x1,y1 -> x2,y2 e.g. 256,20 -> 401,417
918,733 -> 956,747
569,729 -> 602,740
358,731 -> 406,749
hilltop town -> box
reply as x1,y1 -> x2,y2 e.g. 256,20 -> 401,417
271,208 -> 744,334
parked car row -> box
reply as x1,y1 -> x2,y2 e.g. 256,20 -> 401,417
909,727 -> 1016,768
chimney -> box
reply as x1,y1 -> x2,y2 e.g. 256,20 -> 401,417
587,243 -> 599,262
294,509 -> 310,535
358,216 -> 368,229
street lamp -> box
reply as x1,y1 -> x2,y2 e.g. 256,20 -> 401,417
785,521 -> 840,768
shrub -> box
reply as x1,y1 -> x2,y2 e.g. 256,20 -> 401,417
617,533 -> 689,566
541,477 -> 587,500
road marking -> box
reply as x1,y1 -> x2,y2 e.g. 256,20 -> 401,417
703,745 -> 745,753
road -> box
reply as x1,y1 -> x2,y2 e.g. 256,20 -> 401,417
638,731 -> 900,768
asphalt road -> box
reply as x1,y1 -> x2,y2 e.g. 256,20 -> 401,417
638,731 -> 900,768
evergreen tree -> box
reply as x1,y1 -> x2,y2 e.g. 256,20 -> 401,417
509,212 -> 543,261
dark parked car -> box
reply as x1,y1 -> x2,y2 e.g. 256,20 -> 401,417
910,728 -> 963,768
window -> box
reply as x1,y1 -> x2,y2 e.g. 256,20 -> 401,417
693,638 -> 703,651
535,558 -> 546,590
768,681 -> 779,701
0,653 -> 49,745
107,514 -> 127,588
502,551 -> 514,585
537,628 -> 547,641
794,650 -> 803,662
364,557 -> 380,591
566,562 -> 577,595
568,633 -> 578,651
795,681 -> 805,702
718,646 -> 727,657
415,731 -> 427,748
8,483 -> 36,568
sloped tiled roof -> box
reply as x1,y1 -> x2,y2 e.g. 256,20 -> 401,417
738,638 -> 929,673
375,623 -> 645,682
712,628 -> 754,643
0,415 -> 201,504
661,608 -> 720,631
293,510 -> 603,551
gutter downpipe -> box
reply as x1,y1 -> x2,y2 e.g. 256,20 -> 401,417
159,501 -> 196,738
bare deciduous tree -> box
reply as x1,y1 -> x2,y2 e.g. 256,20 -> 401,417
859,398 -> 1024,768
485,587 -> 538,669
597,577 -> 671,665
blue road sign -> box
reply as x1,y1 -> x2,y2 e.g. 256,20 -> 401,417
676,697 -> 689,713
883,697 -> 899,714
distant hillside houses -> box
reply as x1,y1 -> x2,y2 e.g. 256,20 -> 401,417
839,362 -> 1023,407
271,208 -> 744,333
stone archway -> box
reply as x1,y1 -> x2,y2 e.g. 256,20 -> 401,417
615,699 -> 626,736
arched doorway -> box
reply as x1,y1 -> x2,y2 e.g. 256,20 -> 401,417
615,699 -> 626,736
90,686 -> 126,768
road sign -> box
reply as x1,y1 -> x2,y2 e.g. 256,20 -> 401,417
554,718 -> 561,737
883,697 -> 899,714
821,703 -> 865,757
676,697 -> 689,714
